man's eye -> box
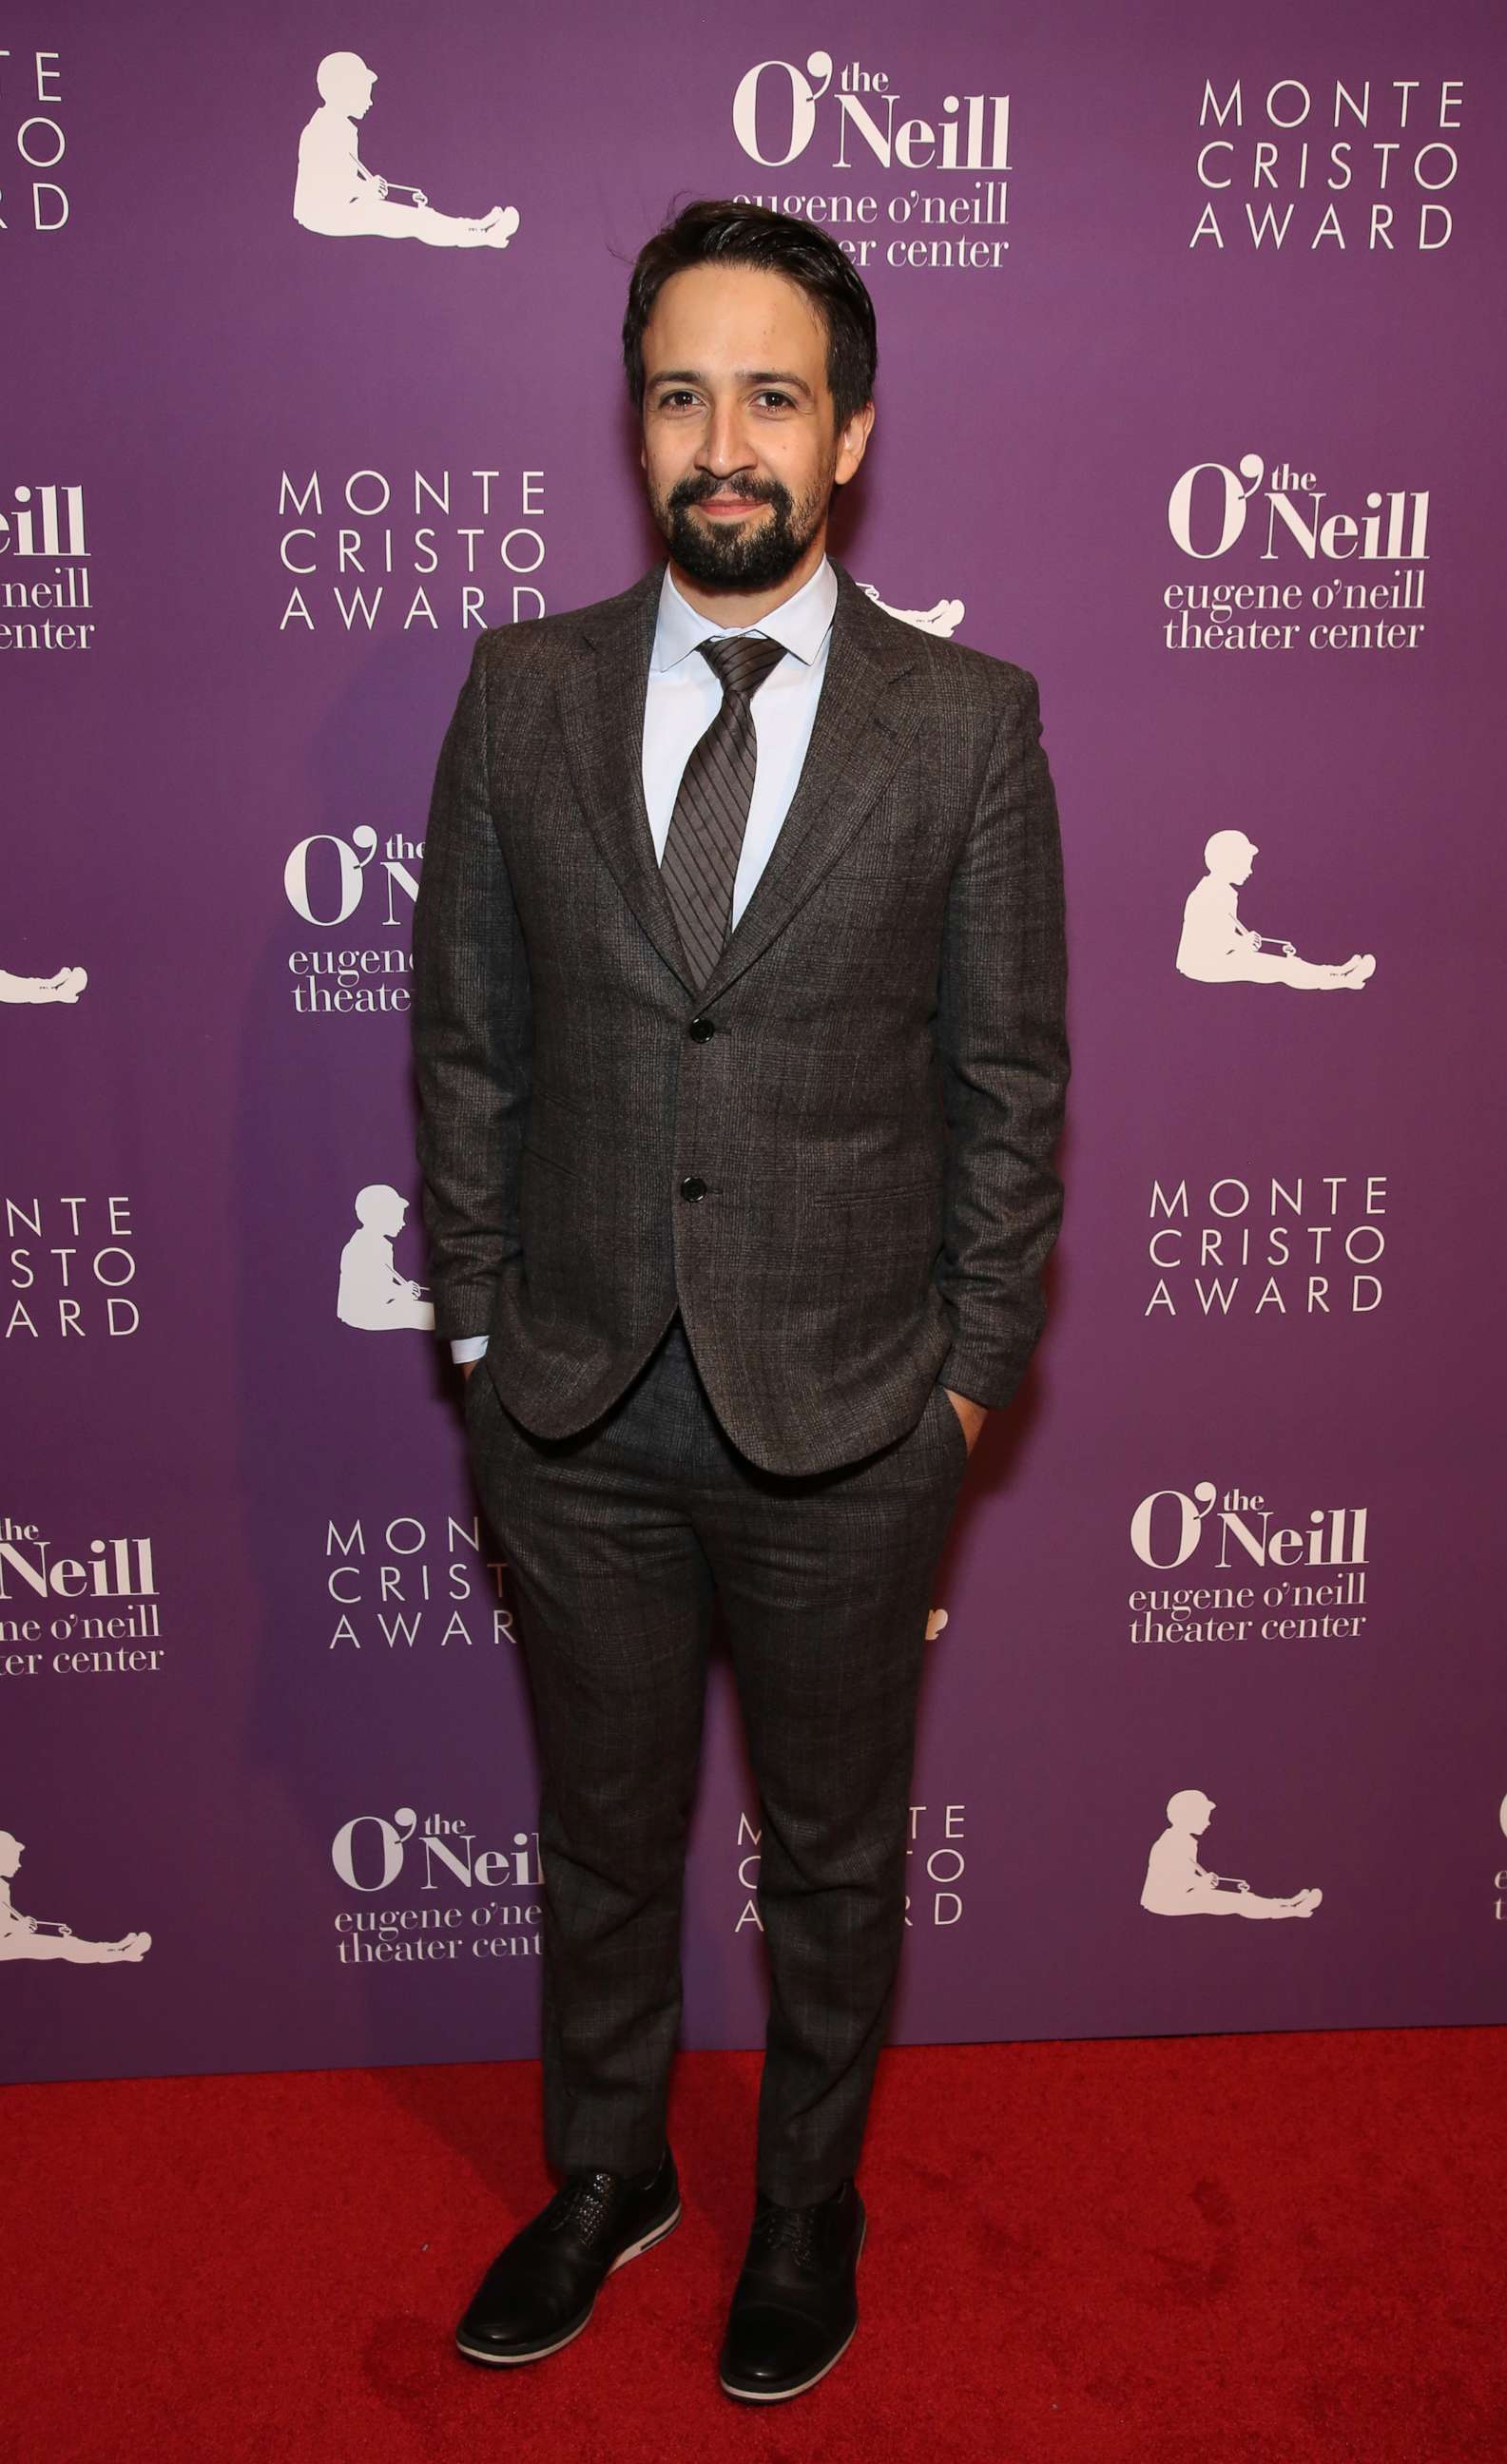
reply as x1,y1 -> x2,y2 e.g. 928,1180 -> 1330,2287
656,392 -> 697,410
756,392 -> 794,410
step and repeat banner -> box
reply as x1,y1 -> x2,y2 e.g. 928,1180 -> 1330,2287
5,1 -> 1505,2085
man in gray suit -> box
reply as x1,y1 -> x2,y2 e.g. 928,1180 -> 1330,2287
411,198 -> 1069,2404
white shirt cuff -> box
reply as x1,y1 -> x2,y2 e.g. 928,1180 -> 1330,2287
449,1336 -> 489,1364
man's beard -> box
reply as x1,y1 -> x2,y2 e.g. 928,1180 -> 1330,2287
652,467 -> 829,591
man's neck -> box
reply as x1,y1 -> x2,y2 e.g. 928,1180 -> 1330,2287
666,531 -> 829,628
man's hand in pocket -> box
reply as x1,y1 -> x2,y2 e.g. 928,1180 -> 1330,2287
943,1389 -> 987,1454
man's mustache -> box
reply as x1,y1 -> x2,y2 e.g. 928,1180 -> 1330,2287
668,472 -> 787,510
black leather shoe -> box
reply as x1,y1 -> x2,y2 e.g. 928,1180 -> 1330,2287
718,2178 -> 866,2403
455,2146 -> 680,2366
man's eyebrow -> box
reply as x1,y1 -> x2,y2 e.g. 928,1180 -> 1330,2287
646,367 -> 815,397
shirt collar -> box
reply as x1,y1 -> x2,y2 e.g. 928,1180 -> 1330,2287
651,554 -> 838,673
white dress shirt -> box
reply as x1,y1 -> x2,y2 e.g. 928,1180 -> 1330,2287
450,555 -> 838,1363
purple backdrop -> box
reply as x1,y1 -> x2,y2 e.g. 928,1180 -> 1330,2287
5,0 -> 1505,2087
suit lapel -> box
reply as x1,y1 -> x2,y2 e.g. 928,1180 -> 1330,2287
556,567 -> 698,991
696,563 -> 922,1003
556,556 -> 923,1004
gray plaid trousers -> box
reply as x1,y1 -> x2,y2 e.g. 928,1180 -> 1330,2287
465,1309 -> 970,2204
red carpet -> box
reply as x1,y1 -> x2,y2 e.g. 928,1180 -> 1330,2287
5,2028 -> 1505,2464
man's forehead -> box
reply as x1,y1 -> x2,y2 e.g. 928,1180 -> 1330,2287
648,263 -> 825,340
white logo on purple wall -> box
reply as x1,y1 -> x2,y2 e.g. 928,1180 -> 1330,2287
0,1829 -> 150,1963
1129,1481 -> 1370,1637
1161,456 -> 1432,658
1,482 -> 96,654
1188,87 -> 1462,257
1140,1791 -> 1322,1919
337,1184 -> 434,1331
5,1196 -> 142,1340
329,1807 -> 542,1969
1177,832 -> 1375,990
293,52 -> 519,250
332,1807 -> 539,1892
859,584 -> 964,638
728,57 -> 1014,275
735,1799 -> 967,1934
2,963 -> 87,1005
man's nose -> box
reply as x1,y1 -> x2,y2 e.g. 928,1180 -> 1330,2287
695,405 -> 756,475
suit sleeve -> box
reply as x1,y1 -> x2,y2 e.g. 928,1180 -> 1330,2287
410,634 -> 532,1343
934,666 -> 1070,1410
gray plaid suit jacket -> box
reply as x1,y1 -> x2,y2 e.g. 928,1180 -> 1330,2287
411,557 -> 1070,1476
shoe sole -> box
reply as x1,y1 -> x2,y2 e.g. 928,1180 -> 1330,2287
454,2201 -> 682,2367
717,2211 -> 866,2404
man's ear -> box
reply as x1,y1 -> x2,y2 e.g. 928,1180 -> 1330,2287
835,399 -> 875,487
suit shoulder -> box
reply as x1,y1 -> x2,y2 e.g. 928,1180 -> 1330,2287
909,626 -> 1039,714
852,584 -> 1039,714
470,574 -> 650,676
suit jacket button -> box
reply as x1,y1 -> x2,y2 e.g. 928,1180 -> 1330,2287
687,1015 -> 716,1041
680,1175 -> 707,1203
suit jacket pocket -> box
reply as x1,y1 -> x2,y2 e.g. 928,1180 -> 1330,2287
930,1377 -> 971,1472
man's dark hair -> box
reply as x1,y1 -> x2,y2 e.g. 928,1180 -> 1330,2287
623,199 -> 878,433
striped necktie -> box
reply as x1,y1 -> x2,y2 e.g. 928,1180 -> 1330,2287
660,632 -> 788,988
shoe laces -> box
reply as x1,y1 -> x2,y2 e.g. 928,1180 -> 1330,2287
750,2197 -> 824,2270
542,2168 -> 620,2249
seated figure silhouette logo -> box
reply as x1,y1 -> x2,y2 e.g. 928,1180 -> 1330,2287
0,1830 -> 150,1962
3,960 -> 87,1004
1177,831 -> 1375,991
337,1184 -> 435,1331
859,582 -> 964,638
1140,1788 -> 1322,1919
293,51 -> 519,249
